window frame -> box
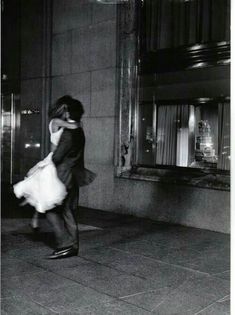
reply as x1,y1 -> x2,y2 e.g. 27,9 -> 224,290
115,0 -> 230,191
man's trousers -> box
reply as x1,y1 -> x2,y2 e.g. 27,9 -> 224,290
46,185 -> 79,250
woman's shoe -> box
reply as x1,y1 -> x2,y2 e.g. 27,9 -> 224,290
30,223 -> 40,233
30,226 -> 40,233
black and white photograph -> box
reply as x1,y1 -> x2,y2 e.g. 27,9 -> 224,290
1,0 -> 231,314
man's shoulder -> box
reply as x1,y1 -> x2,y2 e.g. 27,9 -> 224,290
64,126 -> 84,133
64,127 -> 84,138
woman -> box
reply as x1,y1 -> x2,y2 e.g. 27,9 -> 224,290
14,96 -> 79,229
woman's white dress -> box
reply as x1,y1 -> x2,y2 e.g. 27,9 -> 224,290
13,121 -> 67,213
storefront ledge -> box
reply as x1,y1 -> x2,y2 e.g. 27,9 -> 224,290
115,167 -> 230,191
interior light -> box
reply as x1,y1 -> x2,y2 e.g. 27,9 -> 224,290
191,62 -> 207,68
95,0 -> 128,3
218,59 -> 230,65
189,44 -> 203,51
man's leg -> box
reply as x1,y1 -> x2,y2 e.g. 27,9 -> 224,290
46,186 -> 79,258
62,186 -> 79,250
46,207 -> 65,249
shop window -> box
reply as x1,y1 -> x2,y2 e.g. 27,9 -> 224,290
137,99 -> 230,171
136,0 -> 230,174
116,0 -> 230,189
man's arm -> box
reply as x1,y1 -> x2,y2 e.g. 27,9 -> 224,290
52,129 -> 73,166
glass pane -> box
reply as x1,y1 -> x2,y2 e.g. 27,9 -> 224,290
156,104 -> 194,167
156,105 -> 178,165
1,94 -> 13,183
144,0 -> 230,51
190,105 -> 219,169
20,110 -> 41,176
1,94 -> 21,183
137,102 -> 230,170
137,102 -> 155,165
218,102 -> 230,170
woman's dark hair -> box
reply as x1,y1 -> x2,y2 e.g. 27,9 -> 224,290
48,95 -> 73,119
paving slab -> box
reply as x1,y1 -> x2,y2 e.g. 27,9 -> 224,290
1,207 -> 230,315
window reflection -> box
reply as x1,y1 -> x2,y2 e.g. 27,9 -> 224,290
138,101 -> 230,171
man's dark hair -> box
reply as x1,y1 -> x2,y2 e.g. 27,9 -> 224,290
48,95 -> 84,121
67,99 -> 84,122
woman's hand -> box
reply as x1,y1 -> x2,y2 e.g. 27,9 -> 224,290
69,122 -> 79,129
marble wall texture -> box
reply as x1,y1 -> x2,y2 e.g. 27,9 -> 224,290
50,0 -> 230,233
20,0 -> 45,175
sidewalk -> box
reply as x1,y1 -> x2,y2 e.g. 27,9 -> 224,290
1,205 -> 230,314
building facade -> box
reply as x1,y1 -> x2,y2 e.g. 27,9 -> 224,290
2,0 -> 230,233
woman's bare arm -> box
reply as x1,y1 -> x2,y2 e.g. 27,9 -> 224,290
51,118 -> 79,132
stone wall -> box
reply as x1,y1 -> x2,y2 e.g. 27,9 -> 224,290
20,0 -> 45,175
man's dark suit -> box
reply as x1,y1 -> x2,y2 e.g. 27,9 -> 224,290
47,126 -> 85,251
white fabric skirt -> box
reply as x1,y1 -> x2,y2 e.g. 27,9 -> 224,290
13,153 -> 67,213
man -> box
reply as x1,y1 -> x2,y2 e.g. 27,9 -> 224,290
46,96 -> 85,259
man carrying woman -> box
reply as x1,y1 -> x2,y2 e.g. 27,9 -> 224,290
14,95 -> 95,259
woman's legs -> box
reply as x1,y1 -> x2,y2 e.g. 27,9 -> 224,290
31,211 -> 39,229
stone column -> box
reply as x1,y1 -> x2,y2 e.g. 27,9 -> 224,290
115,0 -> 138,174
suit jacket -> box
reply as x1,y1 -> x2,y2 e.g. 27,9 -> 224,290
52,127 -> 85,189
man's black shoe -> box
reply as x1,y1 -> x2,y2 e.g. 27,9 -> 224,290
47,246 -> 78,259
